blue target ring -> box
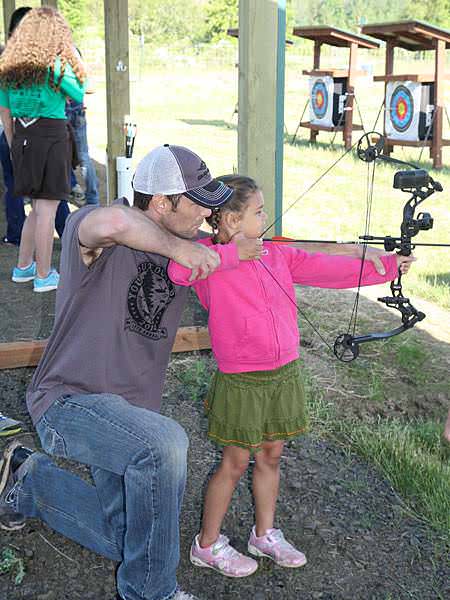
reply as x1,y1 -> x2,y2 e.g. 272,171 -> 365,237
311,79 -> 329,119
389,85 -> 414,132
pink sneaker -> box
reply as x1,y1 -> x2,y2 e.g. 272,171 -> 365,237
190,534 -> 258,578
248,527 -> 307,568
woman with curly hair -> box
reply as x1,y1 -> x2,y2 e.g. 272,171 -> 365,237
0,6 -> 86,292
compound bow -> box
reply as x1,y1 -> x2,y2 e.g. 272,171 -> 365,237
260,131 -> 447,363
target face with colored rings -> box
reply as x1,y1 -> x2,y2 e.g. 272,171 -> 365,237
389,85 -> 414,132
311,79 -> 329,119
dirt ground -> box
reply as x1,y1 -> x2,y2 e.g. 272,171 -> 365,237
0,176 -> 449,599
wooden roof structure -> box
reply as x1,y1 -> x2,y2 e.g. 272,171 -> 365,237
292,26 -> 379,50
292,26 -> 378,149
362,20 -> 450,51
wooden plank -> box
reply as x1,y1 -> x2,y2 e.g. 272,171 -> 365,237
300,121 -> 363,132
0,340 -> 47,369
292,26 -> 379,49
2,0 -> 15,43
238,0 -> 285,236
374,73 -> 450,82
0,327 -> 212,370
104,0 -> 130,203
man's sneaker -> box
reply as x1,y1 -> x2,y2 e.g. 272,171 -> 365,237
0,440 -> 32,531
33,269 -> 59,293
0,413 -> 22,437
190,533 -> 258,578
11,262 -> 36,283
69,183 -> 85,207
248,527 -> 307,568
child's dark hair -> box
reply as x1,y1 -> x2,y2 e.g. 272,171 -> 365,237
206,175 -> 259,235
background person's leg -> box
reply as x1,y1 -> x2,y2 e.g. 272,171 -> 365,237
0,132 -> 25,245
55,200 -> 70,238
33,198 -> 60,278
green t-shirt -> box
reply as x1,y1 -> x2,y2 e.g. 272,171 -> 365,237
0,57 -> 85,119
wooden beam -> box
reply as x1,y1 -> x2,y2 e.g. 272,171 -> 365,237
343,42 -> 357,149
238,0 -> 285,236
2,0 -> 15,43
104,0 -> 130,203
0,327 -> 211,370
432,38 -> 445,169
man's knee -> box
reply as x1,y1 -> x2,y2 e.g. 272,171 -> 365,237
137,417 -> 188,475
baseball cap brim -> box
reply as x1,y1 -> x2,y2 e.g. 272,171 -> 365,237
184,179 -> 233,209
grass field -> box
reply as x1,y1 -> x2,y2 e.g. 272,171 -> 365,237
85,41 -> 450,309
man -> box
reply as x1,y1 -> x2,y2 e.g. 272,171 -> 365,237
0,144 -> 252,600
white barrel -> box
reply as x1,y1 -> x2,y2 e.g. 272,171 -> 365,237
116,156 -> 134,205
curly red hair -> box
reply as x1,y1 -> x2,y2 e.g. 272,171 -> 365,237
0,6 -> 86,90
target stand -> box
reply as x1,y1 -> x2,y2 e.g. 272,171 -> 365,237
362,20 -> 450,169
292,26 -> 379,149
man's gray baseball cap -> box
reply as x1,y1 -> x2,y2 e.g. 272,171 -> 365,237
132,144 -> 233,208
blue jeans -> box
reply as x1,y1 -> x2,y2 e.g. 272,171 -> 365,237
70,111 -> 99,205
13,393 -> 188,600
0,131 -> 70,242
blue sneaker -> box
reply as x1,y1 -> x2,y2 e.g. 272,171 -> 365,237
33,269 -> 59,293
11,262 -> 36,283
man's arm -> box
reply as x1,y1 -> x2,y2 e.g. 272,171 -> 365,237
285,242 -> 388,275
78,205 -> 220,280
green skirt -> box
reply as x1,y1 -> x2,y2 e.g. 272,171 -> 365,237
204,359 -> 308,452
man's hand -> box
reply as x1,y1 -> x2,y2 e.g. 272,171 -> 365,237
233,233 -> 264,260
396,254 -> 417,274
172,239 -> 221,282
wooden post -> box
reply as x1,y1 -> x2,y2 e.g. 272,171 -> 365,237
42,0 -> 58,7
343,42 -> 357,149
383,41 -> 395,157
238,0 -> 285,236
432,38 -> 444,169
310,40 -> 321,143
104,0 -> 130,203
2,0 -> 15,43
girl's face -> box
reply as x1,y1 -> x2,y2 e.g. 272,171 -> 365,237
236,190 -> 267,238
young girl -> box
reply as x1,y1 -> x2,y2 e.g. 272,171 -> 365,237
168,175 -> 413,577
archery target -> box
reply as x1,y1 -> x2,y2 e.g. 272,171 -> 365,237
309,76 -> 334,126
385,81 -> 433,141
389,85 -> 414,132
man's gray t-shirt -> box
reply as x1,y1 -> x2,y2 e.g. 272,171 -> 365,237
26,204 -> 189,425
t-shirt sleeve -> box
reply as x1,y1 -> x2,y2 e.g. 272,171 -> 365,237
0,88 -> 10,109
54,57 -> 85,103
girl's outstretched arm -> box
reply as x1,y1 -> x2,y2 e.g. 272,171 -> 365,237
277,245 -> 400,289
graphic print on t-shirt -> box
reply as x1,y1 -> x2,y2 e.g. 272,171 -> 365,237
125,261 -> 176,340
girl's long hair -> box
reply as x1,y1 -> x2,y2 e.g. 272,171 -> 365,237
0,6 -> 86,90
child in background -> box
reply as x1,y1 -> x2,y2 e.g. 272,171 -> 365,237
168,175 -> 414,577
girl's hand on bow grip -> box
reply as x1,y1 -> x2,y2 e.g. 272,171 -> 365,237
396,254 -> 417,274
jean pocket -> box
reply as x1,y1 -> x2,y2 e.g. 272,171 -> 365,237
36,414 -> 68,458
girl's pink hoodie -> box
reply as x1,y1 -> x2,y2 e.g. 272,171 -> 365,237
168,239 -> 399,373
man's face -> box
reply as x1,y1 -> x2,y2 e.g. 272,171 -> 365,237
161,195 -> 212,239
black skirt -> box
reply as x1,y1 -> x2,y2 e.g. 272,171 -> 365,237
11,117 -> 73,201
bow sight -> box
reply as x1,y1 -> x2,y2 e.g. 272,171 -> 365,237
333,131 -> 443,362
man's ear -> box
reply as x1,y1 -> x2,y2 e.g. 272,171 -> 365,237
151,194 -> 170,215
